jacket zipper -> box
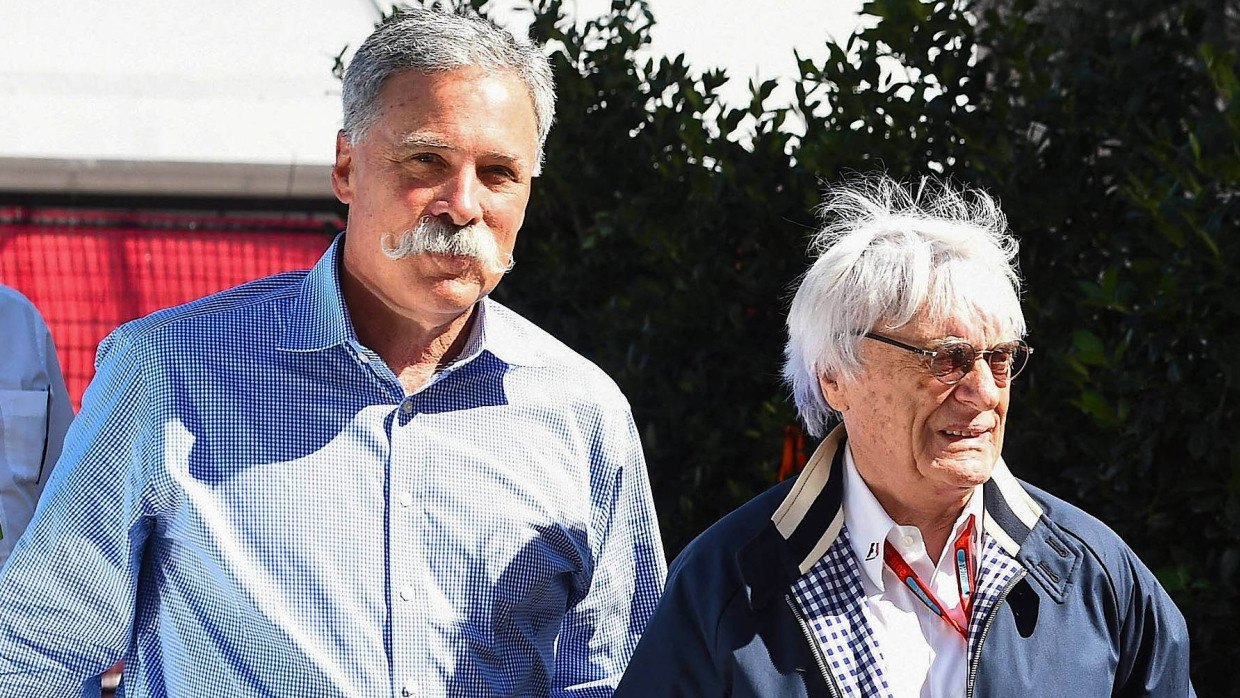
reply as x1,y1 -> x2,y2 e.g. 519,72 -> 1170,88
786,594 -> 843,698
966,568 -> 1027,698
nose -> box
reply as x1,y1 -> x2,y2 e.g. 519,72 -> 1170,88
954,357 -> 1003,410
427,167 -> 484,227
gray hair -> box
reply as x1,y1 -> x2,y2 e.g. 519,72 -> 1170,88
342,5 -> 556,174
783,175 -> 1027,436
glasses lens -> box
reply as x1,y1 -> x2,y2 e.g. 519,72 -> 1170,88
987,348 -> 1014,381
930,341 -> 975,383
983,341 -> 1031,382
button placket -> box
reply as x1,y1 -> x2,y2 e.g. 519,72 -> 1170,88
388,396 -> 426,696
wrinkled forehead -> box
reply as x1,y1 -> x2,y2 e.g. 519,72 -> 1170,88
891,311 -> 1021,347
884,262 -> 1026,344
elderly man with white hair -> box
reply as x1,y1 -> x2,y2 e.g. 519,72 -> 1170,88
615,176 -> 1194,697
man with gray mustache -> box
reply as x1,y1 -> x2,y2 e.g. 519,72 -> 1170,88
0,6 -> 666,697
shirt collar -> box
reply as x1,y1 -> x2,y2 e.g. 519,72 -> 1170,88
442,298 -> 488,368
768,425 -> 1045,578
842,445 -> 984,591
470,298 -> 547,368
278,233 -> 353,353
841,446 -> 895,590
427,298 -> 546,371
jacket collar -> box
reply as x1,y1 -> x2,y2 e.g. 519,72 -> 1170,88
741,425 -> 1045,604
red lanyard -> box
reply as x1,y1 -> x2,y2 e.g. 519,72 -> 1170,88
882,515 -> 976,639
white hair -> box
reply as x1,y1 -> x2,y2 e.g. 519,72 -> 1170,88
783,175 -> 1027,436
342,5 -> 556,175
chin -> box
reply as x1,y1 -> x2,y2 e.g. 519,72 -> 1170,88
924,454 -> 998,488
425,273 -> 485,300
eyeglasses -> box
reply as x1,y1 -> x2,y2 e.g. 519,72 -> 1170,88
863,332 -> 1033,385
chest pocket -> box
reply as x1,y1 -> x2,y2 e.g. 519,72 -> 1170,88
0,388 -> 51,484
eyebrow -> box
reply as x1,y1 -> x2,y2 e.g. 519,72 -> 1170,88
396,134 -> 525,168
398,134 -> 454,150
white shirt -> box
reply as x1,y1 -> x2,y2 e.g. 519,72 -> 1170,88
0,284 -> 73,568
842,445 -> 983,698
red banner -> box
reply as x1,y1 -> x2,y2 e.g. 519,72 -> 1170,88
0,207 -> 337,410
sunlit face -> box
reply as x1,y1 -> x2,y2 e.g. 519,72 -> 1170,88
820,312 -> 1014,507
332,67 -> 539,327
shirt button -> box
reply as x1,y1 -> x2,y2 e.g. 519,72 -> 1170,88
358,353 -> 370,364
401,401 -> 414,415
401,682 -> 418,696
399,585 -> 414,601
398,492 -> 413,508
901,535 -> 915,547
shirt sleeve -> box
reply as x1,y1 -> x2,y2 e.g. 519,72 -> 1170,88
0,293 -> 74,567
0,329 -> 155,697
552,408 -> 667,698
38,314 -> 75,485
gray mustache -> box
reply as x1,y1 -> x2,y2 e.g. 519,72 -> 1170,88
380,217 -> 514,275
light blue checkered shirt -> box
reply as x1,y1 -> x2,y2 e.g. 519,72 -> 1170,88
0,236 -> 667,698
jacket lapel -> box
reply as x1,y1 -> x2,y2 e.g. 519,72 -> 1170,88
791,529 -> 894,697
966,535 -> 1025,660
754,427 -> 893,696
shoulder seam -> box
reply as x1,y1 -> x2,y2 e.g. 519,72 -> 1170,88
112,279 -> 301,346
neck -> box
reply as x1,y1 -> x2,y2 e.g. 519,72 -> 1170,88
340,271 -> 477,395
862,477 -> 974,562
884,501 -> 966,562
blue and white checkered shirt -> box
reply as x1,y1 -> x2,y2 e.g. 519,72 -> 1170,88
0,236 -> 667,698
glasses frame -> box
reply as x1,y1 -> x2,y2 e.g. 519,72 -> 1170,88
862,332 -> 1033,385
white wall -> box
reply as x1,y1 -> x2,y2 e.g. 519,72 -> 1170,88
0,0 -> 860,197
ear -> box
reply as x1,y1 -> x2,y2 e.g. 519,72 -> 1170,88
819,372 -> 850,413
331,130 -> 355,204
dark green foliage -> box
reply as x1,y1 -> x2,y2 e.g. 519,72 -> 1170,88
507,0 -> 813,554
375,0 -> 1238,689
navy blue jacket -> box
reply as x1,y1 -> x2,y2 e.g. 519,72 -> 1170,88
616,430 -> 1195,697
